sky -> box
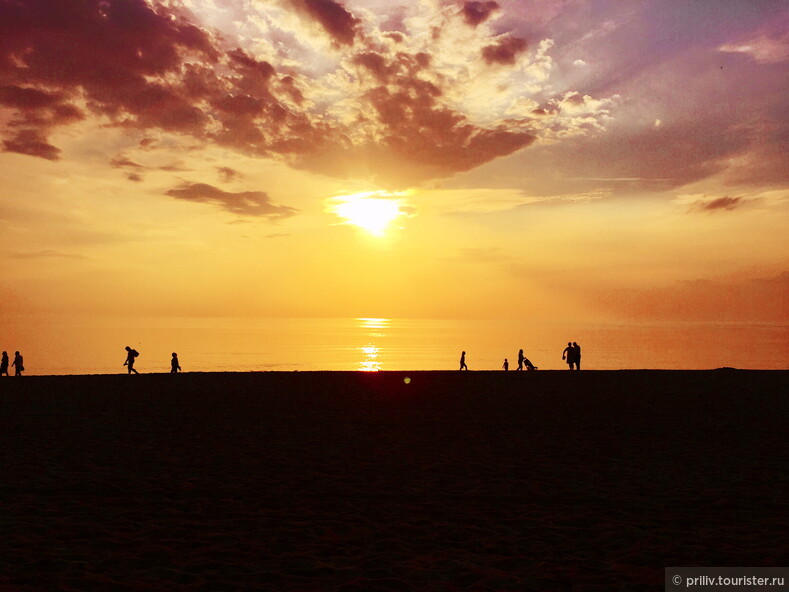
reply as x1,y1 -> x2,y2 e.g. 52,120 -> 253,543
1,0 -> 787,324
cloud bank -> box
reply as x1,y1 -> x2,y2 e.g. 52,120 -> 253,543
0,0 -> 612,187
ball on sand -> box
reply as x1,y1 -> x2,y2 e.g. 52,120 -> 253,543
404,377 -> 411,384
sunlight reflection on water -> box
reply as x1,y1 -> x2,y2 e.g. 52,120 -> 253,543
358,345 -> 381,372
357,318 -> 388,371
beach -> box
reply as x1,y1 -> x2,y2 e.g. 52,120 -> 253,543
2,371 -> 787,591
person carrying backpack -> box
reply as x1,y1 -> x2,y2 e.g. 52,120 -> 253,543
124,346 -> 140,374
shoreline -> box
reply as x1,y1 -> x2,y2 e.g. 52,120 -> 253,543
3,367 -> 787,378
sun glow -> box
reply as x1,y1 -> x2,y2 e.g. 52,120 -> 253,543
327,192 -> 407,236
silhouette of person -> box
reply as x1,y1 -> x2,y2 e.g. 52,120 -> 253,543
502,358 -> 509,371
12,351 -> 24,376
517,349 -> 525,371
170,352 -> 181,373
573,342 -> 581,370
124,346 -> 139,374
459,351 -> 468,371
562,342 -> 575,370
0,351 -> 9,376
524,357 -> 538,370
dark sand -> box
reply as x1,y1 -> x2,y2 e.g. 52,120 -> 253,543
2,371 -> 787,591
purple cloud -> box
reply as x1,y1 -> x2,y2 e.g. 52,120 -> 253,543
482,36 -> 528,65
462,2 -> 500,27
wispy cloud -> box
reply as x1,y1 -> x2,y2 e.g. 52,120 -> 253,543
11,250 -> 88,260
676,193 -> 751,213
719,32 -> 789,64
165,182 -> 298,218
217,166 -> 242,182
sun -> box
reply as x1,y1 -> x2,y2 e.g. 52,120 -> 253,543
327,192 -> 407,236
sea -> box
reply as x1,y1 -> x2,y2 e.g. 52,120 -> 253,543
2,316 -> 786,376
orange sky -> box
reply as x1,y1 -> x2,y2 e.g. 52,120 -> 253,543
1,0 -> 787,325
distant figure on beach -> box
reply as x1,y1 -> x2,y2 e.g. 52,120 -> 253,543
517,349 -> 525,371
459,351 -> 468,371
0,351 -> 9,376
124,346 -> 139,374
524,356 -> 538,371
502,358 -> 509,371
12,351 -> 24,376
573,342 -> 581,370
170,352 -> 181,373
562,342 -> 576,370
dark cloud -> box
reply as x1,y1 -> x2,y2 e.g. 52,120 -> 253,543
158,162 -> 188,172
3,129 -> 60,160
295,0 -> 359,46
217,166 -> 242,182
278,76 -> 305,104
695,196 -> 744,212
227,49 -> 276,82
0,85 -> 64,109
110,155 -> 144,169
353,52 -> 392,82
0,0 -> 310,162
0,0 -> 220,152
482,36 -> 528,65
383,31 -> 405,44
165,183 -> 298,218
462,2 -> 500,27
0,1 -> 543,187
0,84 -> 84,156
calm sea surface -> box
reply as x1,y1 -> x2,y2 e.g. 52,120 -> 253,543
3,316 -> 786,375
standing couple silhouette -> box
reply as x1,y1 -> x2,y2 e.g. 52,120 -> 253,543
562,342 -> 582,370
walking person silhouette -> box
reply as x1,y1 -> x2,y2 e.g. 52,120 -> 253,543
0,351 -> 9,376
572,342 -> 581,370
502,358 -> 509,371
12,351 -> 24,376
517,349 -> 525,371
459,351 -> 468,371
124,346 -> 139,374
562,342 -> 576,370
170,352 -> 181,373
